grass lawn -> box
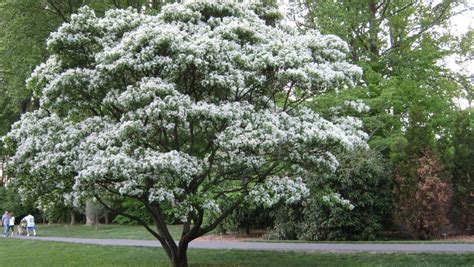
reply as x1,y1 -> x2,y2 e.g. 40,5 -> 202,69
34,224 -> 473,245
1,239 -> 473,267
35,224 -> 183,240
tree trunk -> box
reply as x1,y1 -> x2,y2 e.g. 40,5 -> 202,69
104,212 -> 109,224
154,233 -> 189,267
148,203 -> 190,267
0,157 -> 5,186
85,200 -> 99,225
368,0 -> 380,61
70,210 -> 76,225
171,243 -> 189,267
171,254 -> 188,267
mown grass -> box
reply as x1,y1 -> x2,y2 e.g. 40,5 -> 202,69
35,224 -> 183,240
34,224 -> 473,244
1,239 -> 473,267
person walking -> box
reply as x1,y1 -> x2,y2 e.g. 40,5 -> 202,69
2,211 -> 11,237
8,213 -> 15,236
23,214 -> 36,237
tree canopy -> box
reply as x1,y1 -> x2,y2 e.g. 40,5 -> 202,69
3,2 -> 367,266
304,0 -> 472,152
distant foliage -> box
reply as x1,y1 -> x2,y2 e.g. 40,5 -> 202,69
214,204 -> 272,235
448,111 -> 474,234
0,186 -> 40,222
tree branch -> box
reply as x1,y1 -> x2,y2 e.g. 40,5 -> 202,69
198,194 -> 246,236
144,201 -> 179,254
94,195 -> 162,241
382,2 -> 452,56
385,1 -> 415,19
46,0 -> 69,23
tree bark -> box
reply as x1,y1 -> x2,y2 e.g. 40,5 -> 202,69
368,0 -> 380,61
104,212 -> 109,224
70,210 -> 76,225
171,245 -> 188,267
85,200 -> 99,225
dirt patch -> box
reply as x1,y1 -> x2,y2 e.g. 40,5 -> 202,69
196,231 -> 264,242
444,235 -> 474,242
196,233 -> 474,242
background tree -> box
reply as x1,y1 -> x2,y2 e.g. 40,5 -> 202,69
303,0 -> 470,152
393,150 -> 452,239
301,0 -> 472,236
448,110 -> 474,234
0,186 -> 40,220
3,2 -> 367,266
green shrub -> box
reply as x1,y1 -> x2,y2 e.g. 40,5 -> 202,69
267,148 -> 392,240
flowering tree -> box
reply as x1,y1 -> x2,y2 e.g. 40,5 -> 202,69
3,2 -> 366,266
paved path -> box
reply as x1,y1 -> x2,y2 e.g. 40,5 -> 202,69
12,236 -> 474,253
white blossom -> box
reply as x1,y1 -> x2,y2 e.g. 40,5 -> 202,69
322,193 -> 355,210
344,100 -> 370,113
249,176 -> 309,207
3,2 -> 366,222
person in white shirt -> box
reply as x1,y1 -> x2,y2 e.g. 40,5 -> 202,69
22,214 -> 36,237
8,214 -> 15,236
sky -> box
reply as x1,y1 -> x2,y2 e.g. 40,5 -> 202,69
446,2 -> 473,108
444,2 -> 473,74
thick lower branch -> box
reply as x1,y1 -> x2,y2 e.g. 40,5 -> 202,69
93,195 -> 163,241
144,201 -> 179,258
198,195 -> 246,236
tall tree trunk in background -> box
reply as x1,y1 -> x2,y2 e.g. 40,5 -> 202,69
0,157 -> 5,186
20,99 -> 30,114
104,212 -> 110,224
368,0 -> 380,61
70,209 -> 76,225
85,200 -> 99,225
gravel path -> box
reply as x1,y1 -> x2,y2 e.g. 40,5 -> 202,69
12,236 -> 474,253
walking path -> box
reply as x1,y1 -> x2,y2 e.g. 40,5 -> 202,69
12,236 -> 474,253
